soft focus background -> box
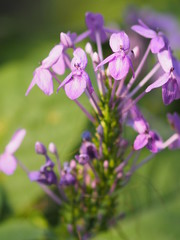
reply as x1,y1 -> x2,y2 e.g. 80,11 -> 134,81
0,0 -> 180,239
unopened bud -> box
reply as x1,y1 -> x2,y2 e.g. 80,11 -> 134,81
103,160 -> 109,169
82,131 -> 91,141
70,159 -> 76,169
48,142 -> 57,155
35,142 -> 47,155
60,32 -> 72,48
92,52 -> 99,63
85,42 -> 92,54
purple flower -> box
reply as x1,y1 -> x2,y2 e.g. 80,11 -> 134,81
29,144 -> 57,185
25,67 -> 53,96
167,112 -> 180,149
42,32 -> 76,75
85,12 -> 107,43
59,162 -> 76,186
57,48 -> 93,100
146,49 -> 180,105
75,140 -> 98,165
96,32 -> 134,80
131,20 -> 167,54
0,129 -> 26,175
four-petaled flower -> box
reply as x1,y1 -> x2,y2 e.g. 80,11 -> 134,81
96,31 -> 134,80
131,19 -> 167,54
57,48 -> 93,100
146,48 -> 180,105
0,129 -> 26,175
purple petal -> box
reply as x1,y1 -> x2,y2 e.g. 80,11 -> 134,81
167,112 -> 180,134
134,134 -> 148,150
131,25 -> 156,38
109,32 -> 130,52
71,48 -> 87,70
60,32 -> 73,48
52,54 -> 66,75
162,78 -> 178,105
29,171 -> 41,181
157,49 -> 173,73
36,68 -> 53,95
134,119 -> 149,134
108,55 -> 130,80
64,72 -> 87,100
0,153 -> 17,175
150,35 -> 165,54
57,72 -> 73,92
5,129 -> 26,154
42,45 -> 63,68
25,71 -> 38,96
169,138 -> 180,150
146,73 -> 169,92
95,53 -> 116,71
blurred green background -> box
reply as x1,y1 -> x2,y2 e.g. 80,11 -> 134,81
0,0 -> 180,239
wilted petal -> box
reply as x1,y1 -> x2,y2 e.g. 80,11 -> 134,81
157,49 -> 173,73
150,35 -> 165,54
146,73 -> 169,92
64,72 -> 87,100
109,32 -> 130,52
52,54 -> 66,75
5,129 -> 26,154
42,45 -> 63,68
108,55 -> 130,80
134,134 -> 148,150
36,68 -> 53,95
0,153 -> 17,175
162,78 -> 178,105
131,25 -> 156,38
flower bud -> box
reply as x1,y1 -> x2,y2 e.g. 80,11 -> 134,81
85,42 -> 92,54
82,131 -> 91,141
103,160 -> 109,169
60,32 -> 72,48
48,142 -> 57,155
35,142 -> 47,155
92,52 -> 99,63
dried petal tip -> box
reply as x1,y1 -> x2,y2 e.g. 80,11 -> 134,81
48,142 -> 57,155
35,142 -> 47,155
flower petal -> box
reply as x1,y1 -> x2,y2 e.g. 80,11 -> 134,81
29,171 -> 41,181
52,54 -> 66,75
109,32 -> 130,52
71,48 -> 87,70
162,78 -> 178,105
134,134 -> 148,150
95,53 -> 116,71
150,35 -> 165,54
42,45 -> 63,68
0,153 -> 17,175
36,68 -> 53,95
131,25 -> 156,38
25,71 -> 38,96
146,73 -> 169,92
108,55 -> 130,80
167,112 -> 180,134
64,72 -> 87,100
57,72 -> 73,92
5,129 -> 26,154
157,49 -> 173,73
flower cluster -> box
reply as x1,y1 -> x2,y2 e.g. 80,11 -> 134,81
1,12 -> 180,240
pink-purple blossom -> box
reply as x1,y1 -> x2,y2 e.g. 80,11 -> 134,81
131,19 -> 167,54
0,129 -> 26,175
96,32 -> 134,80
57,48 -> 93,100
